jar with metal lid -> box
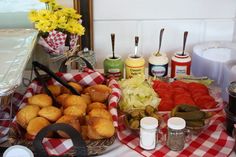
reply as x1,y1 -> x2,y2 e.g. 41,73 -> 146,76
125,55 -> 145,79
148,52 -> 168,77
140,117 -> 158,150
167,117 -> 189,151
171,52 -> 191,78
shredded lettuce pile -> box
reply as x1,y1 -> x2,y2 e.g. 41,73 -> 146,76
119,76 -> 160,113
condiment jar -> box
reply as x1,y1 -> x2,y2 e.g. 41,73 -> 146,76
140,117 -> 158,150
167,117 -> 189,151
125,55 -> 145,79
103,55 -> 124,80
148,52 -> 168,77
171,52 -> 191,78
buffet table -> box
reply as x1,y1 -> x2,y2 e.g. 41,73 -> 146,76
0,68 -> 235,156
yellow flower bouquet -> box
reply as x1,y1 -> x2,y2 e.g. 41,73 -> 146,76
29,0 -> 85,55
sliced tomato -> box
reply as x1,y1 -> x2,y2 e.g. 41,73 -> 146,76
188,82 -> 208,91
190,88 -> 209,96
158,99 -> 174,111
152,80 -> 162,91
174,94 -> 195,106
171,80 -> 188,89
172,87 -> 191,96
192,92 -> 208,101
158,92 -> 173,99
156,82 -> 172,91
194,95 -> 216,109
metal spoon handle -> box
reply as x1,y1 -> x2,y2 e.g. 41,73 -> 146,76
134,36 -> 139,57
111,33 -> 115,58
182,31 -> 188,56
157,28 -> 165,55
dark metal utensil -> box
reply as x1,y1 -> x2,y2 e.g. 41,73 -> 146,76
134,36 -> 139,58
111,33 -> 116,59
182,31 -> 188,56
155,28 -> 165,56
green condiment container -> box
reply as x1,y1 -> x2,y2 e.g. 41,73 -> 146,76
103,55 -> 123,80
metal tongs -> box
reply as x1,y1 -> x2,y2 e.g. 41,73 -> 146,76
32,61 -> 80,107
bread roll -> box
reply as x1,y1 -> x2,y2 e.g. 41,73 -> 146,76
38,106 -> 62,122
16,105 -> 40,128
26,117 -> 50,138
87,117 -> 115,140
88,108 -> 112,121
48,85 -> 61,96
28,94 -> 52,108
63,105 -> 86,117
81,94 -> 91,105
63,95 -> 87,109
83,84 -> 112,102
56,115 -> 80,138
62,82 -> 83,94
56,94 -> 70,106
87,102 -> 107,113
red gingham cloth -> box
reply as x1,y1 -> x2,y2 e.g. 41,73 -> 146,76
7,68 -> 121,156
38,30 -> 78,55
117,111 -> 235,157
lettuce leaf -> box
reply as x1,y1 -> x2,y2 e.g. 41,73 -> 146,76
119,76 -> 160,113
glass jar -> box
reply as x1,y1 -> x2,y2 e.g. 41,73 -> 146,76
140,117 -> 158,150
167,117 -> 186,151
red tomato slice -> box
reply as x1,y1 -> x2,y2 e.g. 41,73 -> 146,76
188,82 -> 208,91
158,92 -> 173,99
172,87 -> 191,96
174,95 -> 195,106
171,80 -> 188,89
152,80 -> 162,90
194,95 -> 216,109
192,92 -> 208,101
158,99 -> 174,111
156,82 -> 172,91
190,88 -> 209,95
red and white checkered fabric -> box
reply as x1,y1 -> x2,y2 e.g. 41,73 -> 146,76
9,68 -> 121,156
39,30 -> 78,55
117,111 -> 234,157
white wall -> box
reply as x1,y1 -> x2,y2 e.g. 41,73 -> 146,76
93,0 -> 236,68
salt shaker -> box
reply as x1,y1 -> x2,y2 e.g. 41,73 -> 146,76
167,117 -> 187,151
140,117 -> 158,150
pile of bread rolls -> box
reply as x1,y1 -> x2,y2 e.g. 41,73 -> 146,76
16,82 -> 115,140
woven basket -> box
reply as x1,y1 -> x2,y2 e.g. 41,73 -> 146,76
7,123 -> 116,156
2,61 -> 120,156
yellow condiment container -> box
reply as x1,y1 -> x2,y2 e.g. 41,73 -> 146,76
125,55 -> 145,78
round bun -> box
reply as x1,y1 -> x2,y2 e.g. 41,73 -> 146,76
38,106 -> 62,122
56,115 -> 80,138
81,94 -> 91,105
16,105 -> 40,128
63,105 -> 86,117
87,102 -> 107,113
87,117 -> 115,140
28,94 -> 52,108
26,117 -> 50,138
62,95 -> 87,109
83,85 -> 111,102
62,82 -> 83,94
56,94 -> 70,106
88,108 -> 112,121
48,85 -> 62,96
